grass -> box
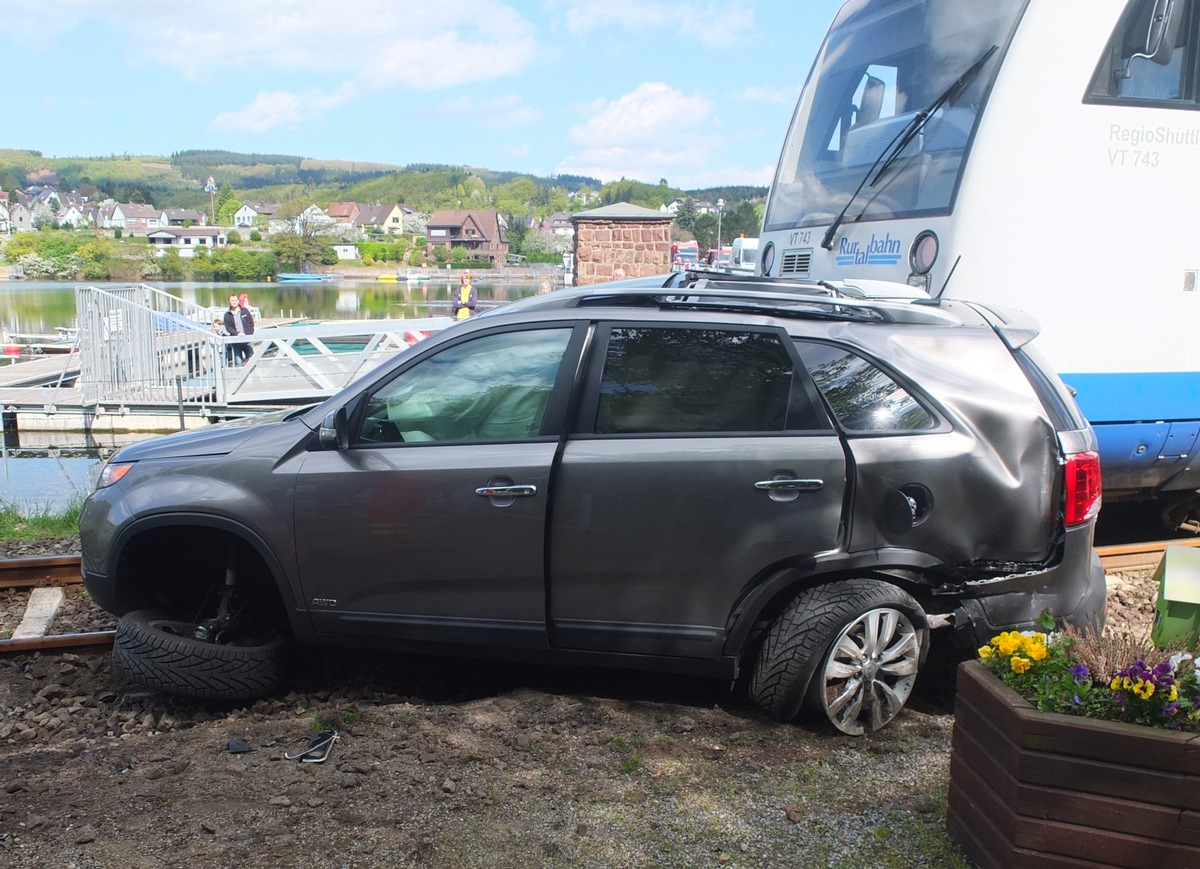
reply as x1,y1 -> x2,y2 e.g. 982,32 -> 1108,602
0,498 -> 83,542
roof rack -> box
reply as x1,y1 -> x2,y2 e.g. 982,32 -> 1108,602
573,276 -> 960,326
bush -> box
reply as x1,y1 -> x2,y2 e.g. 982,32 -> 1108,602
226,230 -> 242,245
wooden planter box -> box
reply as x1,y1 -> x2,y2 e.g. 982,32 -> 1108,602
947,660 -> 1200,869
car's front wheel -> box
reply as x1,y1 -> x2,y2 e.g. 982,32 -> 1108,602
750,579 -> 927,734
113,609 -> 287,702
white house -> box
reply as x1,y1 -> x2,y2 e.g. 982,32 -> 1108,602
147,227 -> 228,257
110,203 -> 168,234
234,202 -> 278,229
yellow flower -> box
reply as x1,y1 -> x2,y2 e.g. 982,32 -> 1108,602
1026,643 -> 1048,662
1168,686 -> 1179,702
1133,679 -> 1155,700
1122,677 -> 1134,691
996,632 -> 1022,656
978,645 -> 994,659
1110,676 -> 1121,691
1010,656 -> 1032,674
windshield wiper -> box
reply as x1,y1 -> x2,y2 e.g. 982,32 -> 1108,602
820,45 -> 998,251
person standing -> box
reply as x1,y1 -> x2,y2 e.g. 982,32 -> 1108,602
223,293 -> 255,365
454,271 -> 478,320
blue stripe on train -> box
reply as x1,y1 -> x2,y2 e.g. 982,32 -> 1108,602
1060,371 -> 1200,423
1060,372 -> 1200,495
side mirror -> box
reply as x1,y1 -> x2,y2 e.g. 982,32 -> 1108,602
1145,0 -> 1181,65
319,408 -> 350,450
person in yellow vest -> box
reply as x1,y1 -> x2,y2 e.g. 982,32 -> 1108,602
454,271 -> 478,320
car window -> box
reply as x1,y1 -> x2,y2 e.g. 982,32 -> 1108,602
595,327 -> 821,434
359,328 -> 573,443
795,340 -> 935,432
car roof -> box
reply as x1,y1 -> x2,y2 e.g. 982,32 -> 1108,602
489,273 -> 975,328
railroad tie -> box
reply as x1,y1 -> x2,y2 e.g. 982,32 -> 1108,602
11,587 -> 65,640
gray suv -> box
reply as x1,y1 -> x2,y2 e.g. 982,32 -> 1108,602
80,275 -> 1106,734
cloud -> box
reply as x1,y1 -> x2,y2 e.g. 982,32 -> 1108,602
553,0 -> 756,48
209,91 -> 308,134
8,1 -> 542,135
421,94 -> 542,129
570,82 -> 711,147
123,2 -> 538,85
559,82 -> 721,182
208,83 -> 359,134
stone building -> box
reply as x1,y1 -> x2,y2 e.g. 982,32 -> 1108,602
570,203 -> 673,285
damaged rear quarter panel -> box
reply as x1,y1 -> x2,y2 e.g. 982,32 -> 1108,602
839,328 -> 1060,564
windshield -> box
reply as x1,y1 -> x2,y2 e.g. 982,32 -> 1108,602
764,0 -> 1027,232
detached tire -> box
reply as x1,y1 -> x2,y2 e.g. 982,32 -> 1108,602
113,609 -> 286,702
750,579 -> 927,735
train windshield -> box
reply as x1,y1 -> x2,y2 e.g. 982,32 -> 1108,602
763,0 -> 1028,232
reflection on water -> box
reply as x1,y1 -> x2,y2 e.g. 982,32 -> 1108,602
0,277 -> 547,336
0,453 -> 101,512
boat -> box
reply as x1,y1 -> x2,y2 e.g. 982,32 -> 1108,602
277,273 -> 341,283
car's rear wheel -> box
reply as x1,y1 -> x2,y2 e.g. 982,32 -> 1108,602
113,609 -> 287,702
749,579 -> 927,734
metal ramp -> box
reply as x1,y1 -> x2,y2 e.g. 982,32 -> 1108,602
75,284 -> 452,407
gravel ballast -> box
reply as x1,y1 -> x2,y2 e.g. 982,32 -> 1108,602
0,536 -> 1161,868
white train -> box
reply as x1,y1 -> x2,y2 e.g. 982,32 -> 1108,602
758,0 -> 1200,529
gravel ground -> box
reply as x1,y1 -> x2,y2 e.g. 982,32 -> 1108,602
0,536 -> 1161,868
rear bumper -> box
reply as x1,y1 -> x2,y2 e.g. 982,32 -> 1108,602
949,527 -> 1107,647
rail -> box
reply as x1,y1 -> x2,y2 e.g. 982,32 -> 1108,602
4,540 -> 1199,655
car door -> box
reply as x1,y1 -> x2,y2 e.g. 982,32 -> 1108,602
293,324 -> 581,648
548,323 -> 848,660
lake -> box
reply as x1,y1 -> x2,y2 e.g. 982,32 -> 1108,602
0,276 -> 550,337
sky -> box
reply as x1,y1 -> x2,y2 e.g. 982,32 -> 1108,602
0,0 -> 846,190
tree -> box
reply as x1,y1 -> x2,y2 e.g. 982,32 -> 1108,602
269,200 -> 337,271
675,198 -> 698,232
505,216 -> 530,255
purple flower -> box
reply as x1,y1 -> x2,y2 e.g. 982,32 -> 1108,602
1114,692 -> 1128,709
1164,702 -> 1181,717
1070,663 -> 1089,683
1071,695 -> 1082,705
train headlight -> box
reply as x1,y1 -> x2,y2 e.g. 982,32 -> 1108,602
909,231 -> 939,275
760,242 -> 775,276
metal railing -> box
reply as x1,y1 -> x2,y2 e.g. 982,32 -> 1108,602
74,284 -> 453,407
76,284 -> 221,406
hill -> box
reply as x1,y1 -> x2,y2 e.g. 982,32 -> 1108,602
0,148 -> 763,216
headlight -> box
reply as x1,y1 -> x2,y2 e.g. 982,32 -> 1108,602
909,231 -> 939,275
760,241 -> 775,275
97,461 -> 135,488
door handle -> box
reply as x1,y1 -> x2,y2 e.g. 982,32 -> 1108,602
754,479 -> 824,491
475,484 -> 538,497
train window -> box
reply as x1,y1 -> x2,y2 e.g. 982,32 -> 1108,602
1088,0 -> 1196,104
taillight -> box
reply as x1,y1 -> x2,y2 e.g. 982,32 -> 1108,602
1064,451 -> 1102,526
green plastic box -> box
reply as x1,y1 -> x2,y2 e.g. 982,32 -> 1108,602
1151,545 -> 1200,649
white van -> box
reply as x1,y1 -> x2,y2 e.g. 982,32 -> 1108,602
730,237 -> 759,274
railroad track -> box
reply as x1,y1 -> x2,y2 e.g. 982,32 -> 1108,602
0,554 -> 115,653
2,539 -> 1198,654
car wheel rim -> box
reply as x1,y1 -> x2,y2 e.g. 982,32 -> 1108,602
817,607 -> 920,735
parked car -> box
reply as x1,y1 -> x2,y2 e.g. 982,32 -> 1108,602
80,274 -> 1106,734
